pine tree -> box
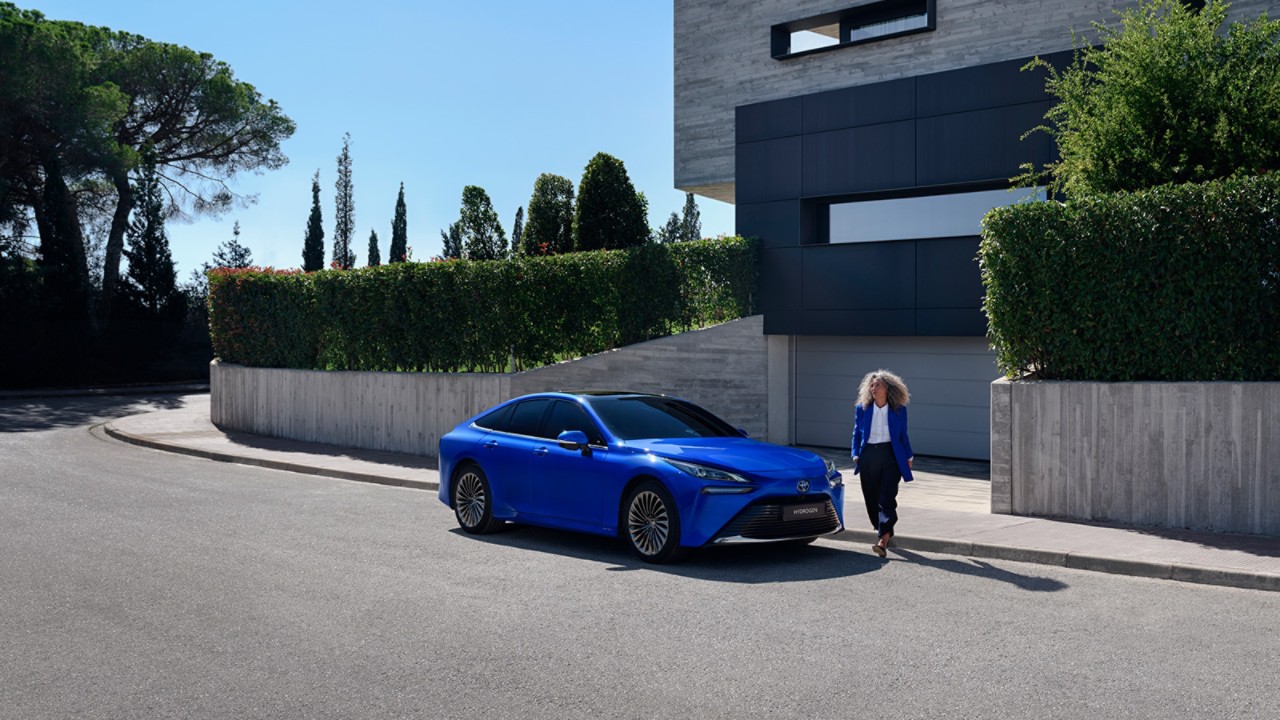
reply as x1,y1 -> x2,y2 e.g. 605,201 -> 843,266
367,228 -> 381,267
302,170 -> 325,271
657,212 -> 681,243
389,182 -> 408,263
212,221 -> 253,269
510,206 -> 524,255
680,192 -> 701,242
440,222 -> 463,260
120,160 -> 182,318
332,132 -> 356,269
454,186 -> 507,261
574,152 -> 649,251
522,173 -> 576,255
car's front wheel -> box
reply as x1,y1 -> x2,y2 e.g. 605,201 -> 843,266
622,481 -> 685,563
452,464 -> 502,534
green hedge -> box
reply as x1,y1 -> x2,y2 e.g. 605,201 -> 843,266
980,175 -> 1280,381
209,236 -> 757,372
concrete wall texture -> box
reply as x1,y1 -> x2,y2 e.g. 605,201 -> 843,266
211,316 -> 769,457
674,0 -> 1274,201
990,378 -> 1280,536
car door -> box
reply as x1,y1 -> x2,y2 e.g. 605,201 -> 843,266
478,398 -> 552,513
525,400 -> 608,527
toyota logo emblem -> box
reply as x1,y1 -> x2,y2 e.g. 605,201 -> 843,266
797,479 -> 810,493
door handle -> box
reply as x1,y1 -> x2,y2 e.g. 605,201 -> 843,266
483,440 -> 499,449
533,447 -> 548,457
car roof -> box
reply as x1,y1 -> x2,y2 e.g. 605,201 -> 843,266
558,391 -> 670,399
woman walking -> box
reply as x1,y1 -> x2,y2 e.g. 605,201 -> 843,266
850,369 -> 913,558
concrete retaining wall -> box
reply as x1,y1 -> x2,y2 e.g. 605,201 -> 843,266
212,316 -> 769,457
990,378 -> 1280,536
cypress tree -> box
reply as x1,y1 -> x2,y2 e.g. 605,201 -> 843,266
389,182 -> 408,263
302,170 -> 325,271
120,160 -> 182,318
680,192 -> 701,242
367,228 -> 381,267
574,152 -> 649,251
332,132 -> 356,269
510,206 -> 524,255
523,173 -> 575,255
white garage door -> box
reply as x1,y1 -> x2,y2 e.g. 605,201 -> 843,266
793,336 -> 998,460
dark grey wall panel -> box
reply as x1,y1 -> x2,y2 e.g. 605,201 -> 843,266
736,97 -> 803,144
916,308 -> 989,336
801,309 -> 916,336
915,237 -> 983,309
736,136 -> 802,204
737,201 -> 801,249
763,310 -> 803,335
801,77 -> 915,134
916,101 -> 1055,186
801,242 -> 915,310
758,247 -> 803,313
802,121 -> 916,197
915,51 -> 1070,117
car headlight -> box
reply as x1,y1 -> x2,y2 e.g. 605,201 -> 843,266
824,458 -> 843,486
662,458 -> 749,484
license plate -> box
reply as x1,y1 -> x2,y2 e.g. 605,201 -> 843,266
782,503 -> 826,521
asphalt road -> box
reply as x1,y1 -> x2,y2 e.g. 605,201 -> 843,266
2,395 -> 1278,720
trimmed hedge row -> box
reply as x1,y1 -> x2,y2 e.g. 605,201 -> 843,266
209,236 -> 757,372
980,174 -> 1280,381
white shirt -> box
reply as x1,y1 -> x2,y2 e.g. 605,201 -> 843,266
869,402 -> 890,444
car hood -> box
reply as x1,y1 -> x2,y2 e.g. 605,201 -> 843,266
634,437 -> 826,475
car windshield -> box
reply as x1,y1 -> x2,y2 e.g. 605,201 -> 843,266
587,396 -> 738,440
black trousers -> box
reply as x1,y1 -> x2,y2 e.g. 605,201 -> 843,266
859,442 -> 901,538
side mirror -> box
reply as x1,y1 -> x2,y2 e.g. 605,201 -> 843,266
737,427 -> 750,438
557,429 -> 590,451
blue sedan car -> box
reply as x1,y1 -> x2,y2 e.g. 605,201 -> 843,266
438,391 -> 844,563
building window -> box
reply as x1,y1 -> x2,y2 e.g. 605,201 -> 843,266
827,187 -> 1045,244
772,0 -> 935,60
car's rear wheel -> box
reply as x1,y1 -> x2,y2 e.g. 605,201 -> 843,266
623,481 -> 685,563
452,464 -> 502,534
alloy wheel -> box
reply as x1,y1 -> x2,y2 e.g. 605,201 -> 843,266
456,471 -> 486,529
627,490 -> 670,556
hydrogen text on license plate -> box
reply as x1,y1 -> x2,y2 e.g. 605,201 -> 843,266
782,503 -> 825,521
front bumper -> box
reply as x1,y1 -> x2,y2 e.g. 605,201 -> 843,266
709,495 -> 844,544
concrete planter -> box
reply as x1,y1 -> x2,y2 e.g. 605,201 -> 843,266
991,377 -> 1280,536
211,316 -> 770,457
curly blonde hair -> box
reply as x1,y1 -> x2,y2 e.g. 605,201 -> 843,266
856,369 -> 910,410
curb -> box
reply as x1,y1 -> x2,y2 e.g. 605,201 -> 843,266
96,423 -> 438,493
1,384 -> 210,400
95,423 -> 1279,593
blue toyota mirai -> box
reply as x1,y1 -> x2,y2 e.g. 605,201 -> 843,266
438,391 -> 844,563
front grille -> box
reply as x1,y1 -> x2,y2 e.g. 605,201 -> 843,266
712,495 -> 840,541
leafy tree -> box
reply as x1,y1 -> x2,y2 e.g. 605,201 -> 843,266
389,182 -> 407,263
119,159 -> 182,318
301,170 -> 324,271
510,206 -> 524,255
574,152 -> 649,251
680,192 -> 701,242
452,185 -> 507,261
657,212 -> 681,243
332,132 -> 355,269
367,228 -> 381,267
440,222 -> 463,260
522,172 -> 575,255
211,220 -> 252,269
1021,0 -> 1280,196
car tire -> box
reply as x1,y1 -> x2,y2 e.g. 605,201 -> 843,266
622,481 -> 686,564
452,464 -> 502,534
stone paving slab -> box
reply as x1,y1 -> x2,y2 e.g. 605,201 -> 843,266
102,393 -> 1280,593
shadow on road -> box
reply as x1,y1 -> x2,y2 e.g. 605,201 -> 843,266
0,394 -> 187,433
889,548 -> 1069,592
219,428 -> 440,471
451,526 -> 884,583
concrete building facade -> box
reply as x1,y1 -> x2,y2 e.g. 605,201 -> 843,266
675,0 -> 1270,459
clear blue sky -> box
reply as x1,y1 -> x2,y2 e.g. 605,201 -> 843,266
22,1 -> 734,278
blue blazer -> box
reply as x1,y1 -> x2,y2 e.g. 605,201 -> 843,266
850,403 -> 914,482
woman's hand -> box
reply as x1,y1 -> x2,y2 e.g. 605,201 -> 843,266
908,458 -> 913,470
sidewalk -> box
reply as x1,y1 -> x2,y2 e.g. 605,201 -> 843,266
103,393 -> 1280,592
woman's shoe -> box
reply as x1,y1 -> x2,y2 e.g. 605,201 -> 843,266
872,544 -> 886,558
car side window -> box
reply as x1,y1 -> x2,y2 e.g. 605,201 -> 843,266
474,404 -> 513,432
505,399 -> 552,437
543,400 -> 605,445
